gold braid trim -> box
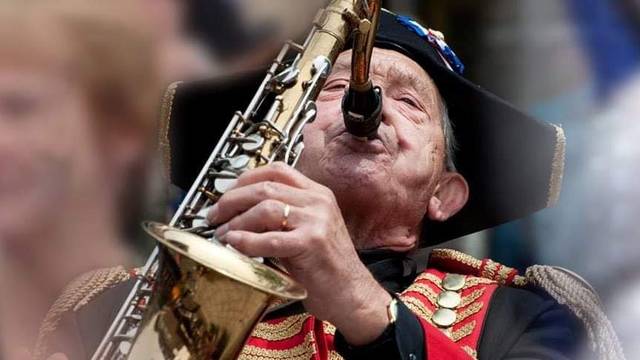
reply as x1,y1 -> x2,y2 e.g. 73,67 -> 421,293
481,260 -> 499,280
547,124 -> 566,207
462,345 -> 478,359
497,264 -> 516,285
512,275 -> 529,287
158,81 -> 181,180
459,288 -> 485,308
463,277 -> 497,288
323,321 -> 336,336
400,295 -> 434,322
403,282 -> 439,306
430,249 -> 482,270
429,249 -> 524,286
239,332 -> 317,360
415,272 -> 444,288
329,350 -> 344,360
32,266 -> 132,360
455,302 -> 483,324
251,314 -> 310,341
451,320 -> 476,342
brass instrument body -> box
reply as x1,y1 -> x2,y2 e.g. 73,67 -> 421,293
349,0 -> 382,92
91,1 -> 381,359
128,224 -> 304,360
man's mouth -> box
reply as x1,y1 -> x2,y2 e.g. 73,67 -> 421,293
336,131 -> 388,154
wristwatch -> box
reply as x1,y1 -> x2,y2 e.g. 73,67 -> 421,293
387,297 -> 399,324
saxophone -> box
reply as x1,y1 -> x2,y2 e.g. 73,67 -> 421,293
92,1 -> 381,359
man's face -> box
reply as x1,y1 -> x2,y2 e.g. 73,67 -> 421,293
297,48 -> 448,225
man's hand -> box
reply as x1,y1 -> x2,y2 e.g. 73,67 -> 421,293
207,162 -> 392,345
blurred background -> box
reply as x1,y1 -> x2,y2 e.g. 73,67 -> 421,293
2,0 -> 640,358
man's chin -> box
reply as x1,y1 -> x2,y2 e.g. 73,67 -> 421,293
320,154 -> 391,190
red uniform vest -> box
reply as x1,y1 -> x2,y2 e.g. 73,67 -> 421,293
237,249 -> 525,360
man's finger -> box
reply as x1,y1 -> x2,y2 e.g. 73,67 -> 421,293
215,201 -> 302,237
208,181 -> 308,224
224,230 -> 303,258
234,162 -> 313,190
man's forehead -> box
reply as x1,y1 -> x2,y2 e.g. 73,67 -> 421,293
332,48 -> 434,94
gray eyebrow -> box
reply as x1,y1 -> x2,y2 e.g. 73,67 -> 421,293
383,64 -> 430,95
329,58 -> 351,76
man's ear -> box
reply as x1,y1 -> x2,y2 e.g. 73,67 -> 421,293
426,172 -> 469,222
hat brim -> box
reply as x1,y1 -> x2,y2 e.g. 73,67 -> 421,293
160,12 -> 565,246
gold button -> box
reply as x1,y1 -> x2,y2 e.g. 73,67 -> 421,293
432,308 -> 456,328
437,290 -> 461,309
442,274 -> 465,291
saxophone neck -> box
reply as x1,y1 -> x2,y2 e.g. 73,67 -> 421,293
349,0 -> 382,91
343,0 -> 383,140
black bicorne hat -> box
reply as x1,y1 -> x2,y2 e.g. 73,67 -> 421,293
160,9 -> 565,246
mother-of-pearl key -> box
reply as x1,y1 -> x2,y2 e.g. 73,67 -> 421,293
214,170 -> 238,194
227,154 -> 251,170
241,134 -> 265,152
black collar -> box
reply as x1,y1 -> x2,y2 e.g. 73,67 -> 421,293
263,250 -> 426,320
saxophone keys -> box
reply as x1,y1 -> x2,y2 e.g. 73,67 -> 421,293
286,40 -> 305,53
241,134 -> 265,152
228,154 -> 251,170
214,171 -> 238,194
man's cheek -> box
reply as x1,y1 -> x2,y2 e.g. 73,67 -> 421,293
314,99 -> 342,129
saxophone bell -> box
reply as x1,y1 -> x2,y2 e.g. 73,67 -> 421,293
126,222 -> 305,360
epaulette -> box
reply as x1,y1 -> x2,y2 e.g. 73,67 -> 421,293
33,266 -> 135,360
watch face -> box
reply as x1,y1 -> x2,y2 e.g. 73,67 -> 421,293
388,298 -> 399,324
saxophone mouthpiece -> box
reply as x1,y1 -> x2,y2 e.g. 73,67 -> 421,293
342,83 -> 382,140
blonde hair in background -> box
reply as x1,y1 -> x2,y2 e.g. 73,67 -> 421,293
0,0 -> 162,133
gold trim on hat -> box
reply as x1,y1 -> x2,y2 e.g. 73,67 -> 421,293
547,124 -> 565,207
159,82 -> 181,180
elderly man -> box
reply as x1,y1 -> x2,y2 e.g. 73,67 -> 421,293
207,47 -> 471,352
40,9 -> 621,360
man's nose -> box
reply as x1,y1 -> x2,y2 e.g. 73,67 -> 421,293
379,92 -> 395,126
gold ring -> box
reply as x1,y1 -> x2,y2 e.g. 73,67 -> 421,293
281,204 -> 291,230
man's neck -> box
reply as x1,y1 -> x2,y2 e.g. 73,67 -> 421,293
341,203 -> 422,253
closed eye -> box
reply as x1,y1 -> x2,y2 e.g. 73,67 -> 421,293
400,96 -> 419,107
398,95 -> 426,113
318,80 -> 348,101
324,83 -> 347,92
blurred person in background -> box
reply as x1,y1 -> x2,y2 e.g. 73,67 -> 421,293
141,0 -> 215,84
0,0 -> 161,357
501,0 -> 640,357
563,0 -> 640,357
186,0 -> 329,71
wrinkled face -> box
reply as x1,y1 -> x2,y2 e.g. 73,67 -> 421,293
0,62 -> 97,243
298,48 -> 447,215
